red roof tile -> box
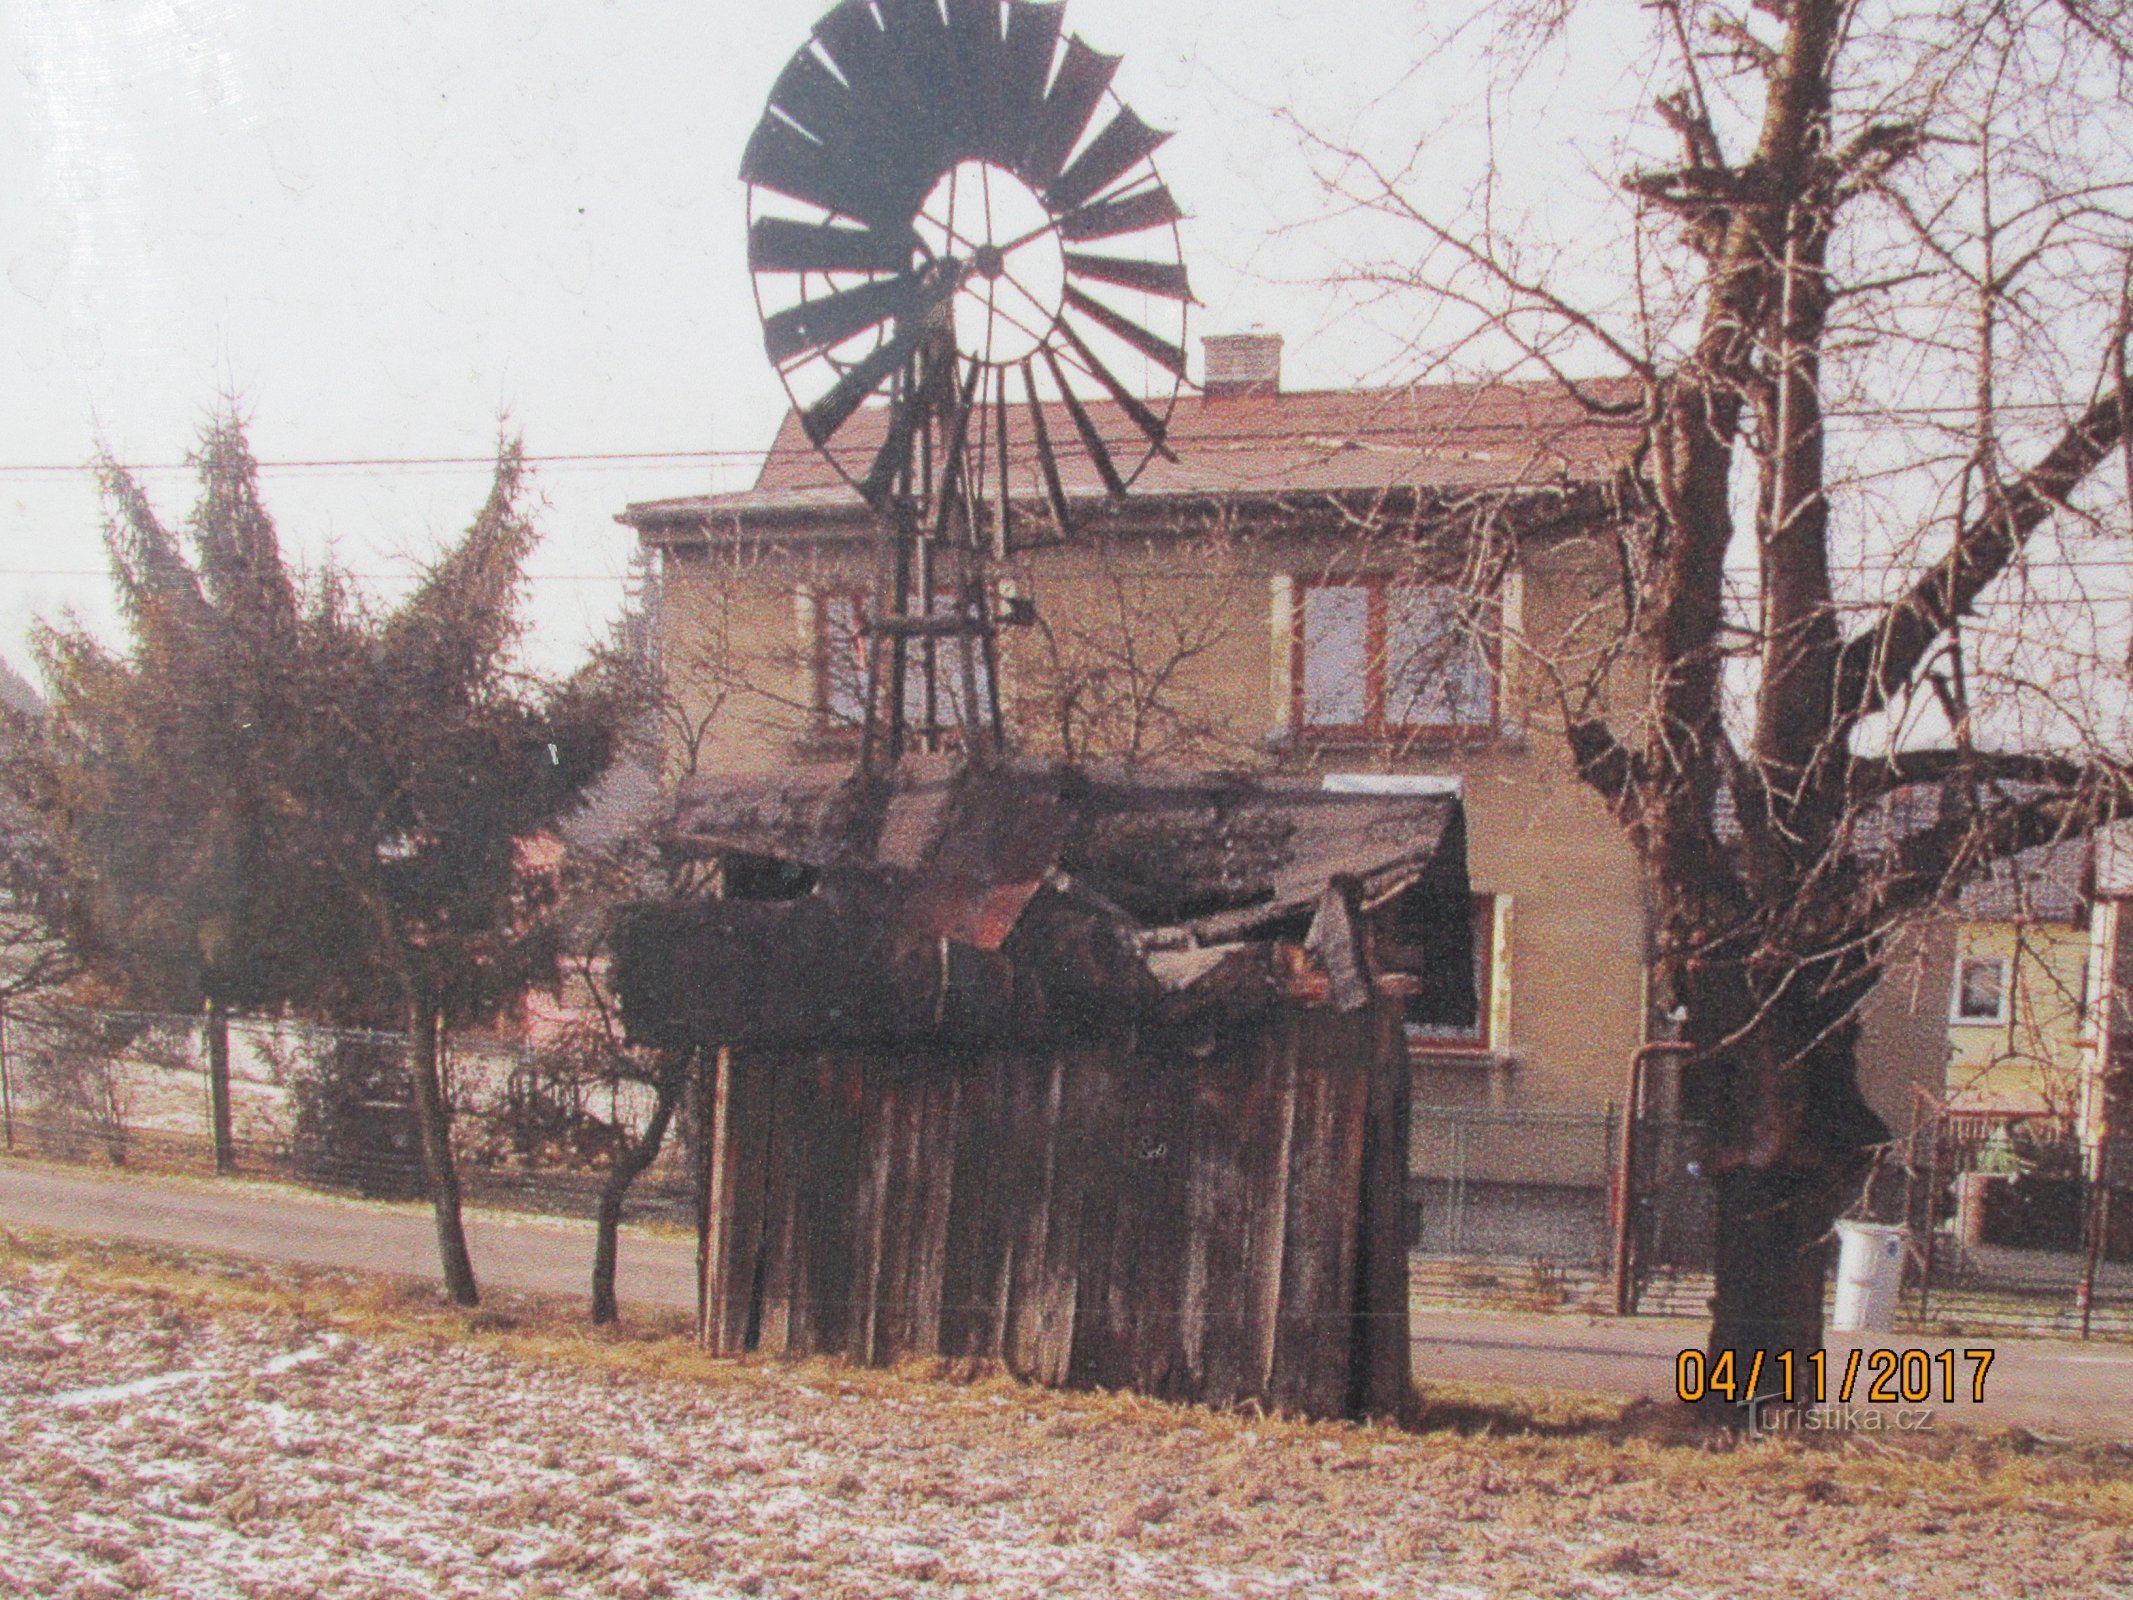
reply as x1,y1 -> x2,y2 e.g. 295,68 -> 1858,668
623,377 -> 1640,528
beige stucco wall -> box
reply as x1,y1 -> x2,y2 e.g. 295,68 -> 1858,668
1856,917 -> 1958,1143
649,523 -> 1652,1118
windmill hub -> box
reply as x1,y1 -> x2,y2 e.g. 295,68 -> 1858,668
913,159 -> 1065,366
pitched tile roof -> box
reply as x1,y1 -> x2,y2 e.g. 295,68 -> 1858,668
622,376 -> 1641,531
1957,837 -> 2087,924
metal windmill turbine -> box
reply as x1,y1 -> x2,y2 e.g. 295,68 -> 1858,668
741,0 -> 1192,765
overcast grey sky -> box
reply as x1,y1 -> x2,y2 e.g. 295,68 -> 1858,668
0,1 -> 1635,678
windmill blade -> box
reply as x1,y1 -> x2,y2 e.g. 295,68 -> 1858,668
874,0 -> 956,181
1019,37 -> 1119,189
1042,346 -> 1127,497
1059,184 -> 1183,242
807,0 -> 949,221
860,355 -> 931,506
1056,312 -> 1178,458
1063,251 -> 1192,301
1062,285 -> 1188,380
1021,359 -> 1075,534
804,330 -> 921,449
945,0 -> 1003,65
765,271 -> 928,363
944,0 -> 1004,154
799,270 -> 962,447
751,216 -> 915,275
740,115 -> 850,220
1046,108 -> 1172,216
812,0 -> 896,102
742,114 -> 919,234
989,1 -> 1065,164
876,0 -> 949,47
767,46 -> 862,150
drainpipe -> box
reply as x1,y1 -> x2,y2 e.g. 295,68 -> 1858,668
1611,1040 -> 1695,1317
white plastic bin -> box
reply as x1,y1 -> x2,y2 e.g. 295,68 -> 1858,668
1831,1220 -> 1906,1333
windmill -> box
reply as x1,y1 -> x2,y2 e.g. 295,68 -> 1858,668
742,0 -> 1191,764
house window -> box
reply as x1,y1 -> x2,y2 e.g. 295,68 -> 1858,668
1405,893 -> 1511,1052
816,589 -> 992,731
1292,576 -> 1494,736
1952,954 -> 2010,1025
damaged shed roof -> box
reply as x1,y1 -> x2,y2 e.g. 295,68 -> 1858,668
616,757 -> 1472,1052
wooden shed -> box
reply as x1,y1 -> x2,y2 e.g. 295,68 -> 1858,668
614,757 -> 1473,1421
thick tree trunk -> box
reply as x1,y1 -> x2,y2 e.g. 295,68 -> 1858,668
1688,970 -> 1887,1425
205,995 -> 234,1174
1705,1165 -> 1847,1421
405,999 -> 479,1307
591,1060 -> 685,1326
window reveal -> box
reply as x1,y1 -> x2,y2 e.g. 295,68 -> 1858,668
1952,953 -> 2010,1025
1294,577 -> 1495,735
1401,892 -> 1511,1052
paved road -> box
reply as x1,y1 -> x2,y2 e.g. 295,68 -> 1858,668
0,1158 -> 695,1310
1401,1307 -> 2133,1439
6,1158 -> 2130,1439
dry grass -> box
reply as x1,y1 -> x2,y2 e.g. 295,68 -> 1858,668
4,1226 -> 2132,1598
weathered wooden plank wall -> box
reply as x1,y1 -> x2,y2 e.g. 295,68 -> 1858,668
698,1001 -> 1412,1421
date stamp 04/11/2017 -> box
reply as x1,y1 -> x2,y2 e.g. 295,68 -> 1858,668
1674,1347 -> 1996,1407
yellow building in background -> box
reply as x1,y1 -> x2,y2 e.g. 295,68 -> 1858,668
1941,841 -> 2092,1126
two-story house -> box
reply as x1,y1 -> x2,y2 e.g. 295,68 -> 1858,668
620,335 -> 1659,1130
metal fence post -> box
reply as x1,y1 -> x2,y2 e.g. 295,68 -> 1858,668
0,997 -> 12,1153
1613,1041 -> 1691,1317
2079,1140 -> 2111,1341
1918,1104 -> 1942,1323
1448,1116 -> 1468,1254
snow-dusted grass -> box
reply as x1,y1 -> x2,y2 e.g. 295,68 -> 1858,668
2,1232 -> 2131,1599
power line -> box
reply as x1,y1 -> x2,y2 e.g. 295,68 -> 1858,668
0,448 -> 769,477
0,396 -> 2113,478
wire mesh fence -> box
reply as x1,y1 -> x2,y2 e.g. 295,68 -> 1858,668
1894,1099 -> 2133,1338
1408,1105 -> 1619,1262
0,998 -> 695,1225
1408,1093 -> 2133,1335
9,999 -> 2129,1337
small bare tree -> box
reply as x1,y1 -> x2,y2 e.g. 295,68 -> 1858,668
551,948 -> 692,1327
1012,529 -> 1256,768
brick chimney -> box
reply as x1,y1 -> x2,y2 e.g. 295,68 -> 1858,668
1201,332 -> 1283,399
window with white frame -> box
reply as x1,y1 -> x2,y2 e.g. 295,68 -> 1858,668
1290,576 -> 1495,737
815,589 -> 992,732
1952,953 -> 2010,1024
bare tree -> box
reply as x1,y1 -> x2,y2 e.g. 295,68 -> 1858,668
1307,0 -> 2133,1408
1012,529 -> 1255,769
553,948 -> 691,1327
